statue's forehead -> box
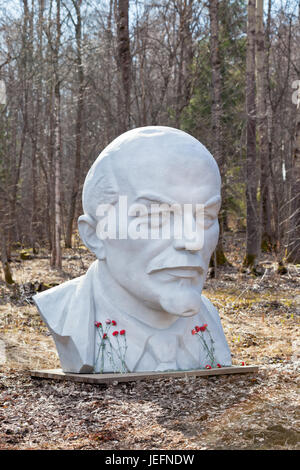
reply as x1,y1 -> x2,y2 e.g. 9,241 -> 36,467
109,141 -> 220,202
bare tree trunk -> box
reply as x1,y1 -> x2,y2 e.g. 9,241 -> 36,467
286,5 -> 300,263
256,0 -> 272,252
286,86 -> 300,263
175,0 -> 193,128
115,0 -> 131,132
46,83 -> 54,251
209,0 -> 228,269
0,225 -> 14,284
10,0 -> 29,243
29,0 -> 38,253
135,7 -> 148,127
50,0 -> 62,268
105,0 -> 114,141
244,0 -> 259,269
65,0 -> 84,248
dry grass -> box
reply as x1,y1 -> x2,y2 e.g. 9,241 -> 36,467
0,234 -> 299,450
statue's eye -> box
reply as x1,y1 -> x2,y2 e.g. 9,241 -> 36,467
148,211 -> 170,228
203,214 -> 217,229
195,210 -> 217,229
133,215 -> 149,225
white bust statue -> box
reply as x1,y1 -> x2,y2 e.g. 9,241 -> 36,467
33,126 -> 232,373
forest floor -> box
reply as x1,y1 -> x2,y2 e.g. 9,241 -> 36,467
0,232 -> 299,450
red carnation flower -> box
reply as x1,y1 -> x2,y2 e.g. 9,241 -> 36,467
195,326 -> 200,332
94,322 -> 102,328
199,323 -> 208,332
240,361 -> 246,366
217,364 -> 222,368
205,365 -> 212,369
120,330 -> 126,335
191,329 -> 196,335
112,331 -> 119,336
111,320 -> 117,326
103,333 -> 107,339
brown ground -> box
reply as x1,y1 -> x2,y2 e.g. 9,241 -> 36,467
0,233 -> 299,450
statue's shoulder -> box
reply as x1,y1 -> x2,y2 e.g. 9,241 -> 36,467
33,275 -> 83,304
33,275 -> 85,334
33,260 -> 99,336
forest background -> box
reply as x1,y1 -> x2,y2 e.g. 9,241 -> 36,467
0,0 -> 299,276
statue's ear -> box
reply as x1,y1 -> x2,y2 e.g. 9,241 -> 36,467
78,214 -> 106,260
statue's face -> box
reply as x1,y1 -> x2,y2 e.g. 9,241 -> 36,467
98,134 -> 221,318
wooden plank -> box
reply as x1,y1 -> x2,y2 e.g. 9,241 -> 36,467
30,365 -> 259,384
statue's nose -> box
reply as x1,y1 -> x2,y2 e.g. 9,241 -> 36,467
173,212 -> 204,252
173,237 -> 202,253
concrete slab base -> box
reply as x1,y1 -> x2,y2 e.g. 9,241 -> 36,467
30,365 -> 259,385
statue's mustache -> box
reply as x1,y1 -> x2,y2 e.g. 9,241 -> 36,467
146,252 -> 205,275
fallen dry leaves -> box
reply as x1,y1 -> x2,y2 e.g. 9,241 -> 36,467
0,234 -> 299,450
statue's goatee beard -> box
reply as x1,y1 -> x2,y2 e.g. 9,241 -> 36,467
158,286 -> 203,317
